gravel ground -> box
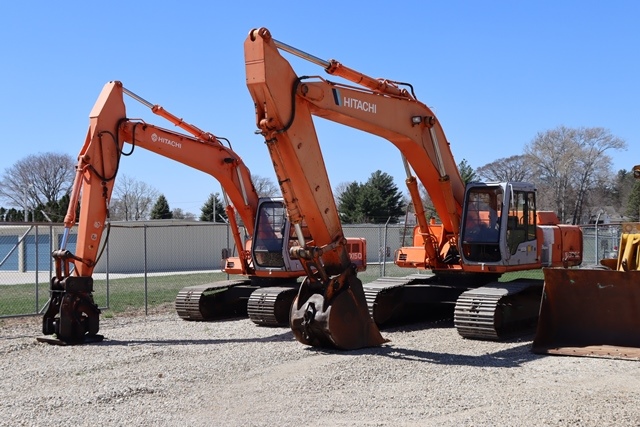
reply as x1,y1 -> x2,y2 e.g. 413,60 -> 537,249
1,308 -> 640,427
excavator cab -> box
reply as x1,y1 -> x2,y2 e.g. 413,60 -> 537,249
460,182 -> 538,268
252,199 -> 303,273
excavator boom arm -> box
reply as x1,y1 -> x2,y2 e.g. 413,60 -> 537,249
246,30 -> 349,274
298,79 -> 464,234
63,81 -> 260,278
272,33 -> 463,234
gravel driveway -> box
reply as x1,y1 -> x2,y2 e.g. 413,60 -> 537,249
1,308 -> 639,427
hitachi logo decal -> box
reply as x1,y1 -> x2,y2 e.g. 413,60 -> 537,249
151,133 -> 182,148
332,89 -> 377,114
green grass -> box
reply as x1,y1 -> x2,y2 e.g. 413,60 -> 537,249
93,271 -> 240,313
1,267 -> 545,317
0,271 -> 240,317
499,269 -> 544,281
0,285 -> 50,316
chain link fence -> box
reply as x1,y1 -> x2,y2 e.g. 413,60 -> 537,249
0,221 -> 623,318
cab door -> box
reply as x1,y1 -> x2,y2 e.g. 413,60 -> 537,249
503,184 -> 538,267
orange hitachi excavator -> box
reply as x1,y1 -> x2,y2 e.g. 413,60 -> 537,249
37,81 -> 366,345
244,27 -> 583,349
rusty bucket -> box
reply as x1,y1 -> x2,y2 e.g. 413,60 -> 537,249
532,267 -> 640,360
290,272 -> 387,350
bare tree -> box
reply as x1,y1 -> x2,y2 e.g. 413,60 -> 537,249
250,174 -> 279,197
109,175 -> 159,221
476,155 -> 534,183
333,181 -> 353,207
525,126 -> 626,224
568,127 -> 626,224
0,152 -> 75,213
172,208 -> 196,220
417,183 -> 437,221
525,126 -> 580,222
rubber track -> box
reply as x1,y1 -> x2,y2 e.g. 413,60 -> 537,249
454,280 -> 541,340
247,286 -> 298,326
363,274 -> 435,323
175,279 -> 251,321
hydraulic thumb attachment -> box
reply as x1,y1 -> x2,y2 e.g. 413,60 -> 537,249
290,265 -> 388,350
38,250 -> 103,345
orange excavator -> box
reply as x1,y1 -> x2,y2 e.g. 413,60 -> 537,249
244,27 -> 583,349
38,81 -> 366,345
532,165 -> 640,360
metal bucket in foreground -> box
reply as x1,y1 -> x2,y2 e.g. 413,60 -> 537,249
290,272 -> 388,350
532,267 -> 640,360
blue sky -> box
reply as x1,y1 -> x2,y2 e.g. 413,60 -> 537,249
2,1 -> 638,215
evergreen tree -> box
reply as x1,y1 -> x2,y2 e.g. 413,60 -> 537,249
199,193 -> 227,222
363,171 -> 405,223
458,158 -> 477,184
4,208 -> 22,222
337,171 -> 404,224
32,196 -> 68,222
625,180 -> 640,221
57,194 -> 73,221
150,195 -> 173,220
337,182 -> 364,223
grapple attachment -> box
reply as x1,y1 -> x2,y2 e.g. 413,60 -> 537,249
533,226 -> 640,360
38,276 -> 103,345
290,269 -> 387,350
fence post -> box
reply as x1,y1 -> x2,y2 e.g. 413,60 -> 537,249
594,211 -> 603,263
18,228 -> 27,273
382,218 -> 391,277
106,226 -> 110,309
144,224 -> 148,316
34,225 -> 39,313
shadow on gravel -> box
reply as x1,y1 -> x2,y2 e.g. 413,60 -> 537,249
369,342 -> 540,368
93,331 -> 295,347
305,342 -> 540,368
302,318 -> 541,368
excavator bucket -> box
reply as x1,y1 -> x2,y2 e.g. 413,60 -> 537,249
290,270 -> 388,350
532,226 -> 640,360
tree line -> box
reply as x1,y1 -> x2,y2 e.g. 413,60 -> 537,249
0,126 -> 637,225
474,126 -> 633,223
0,152 -> 281,223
